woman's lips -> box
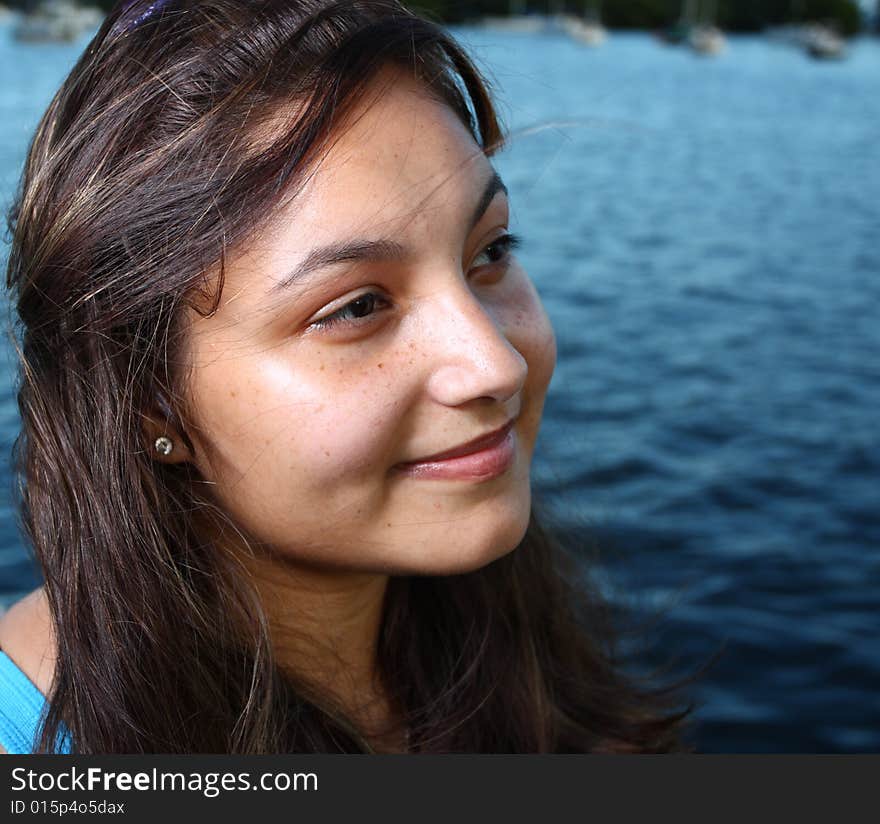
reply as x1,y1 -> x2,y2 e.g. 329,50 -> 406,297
394,421 -> 516,481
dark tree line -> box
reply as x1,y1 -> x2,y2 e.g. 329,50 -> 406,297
4,0 -> 867,36
440,0 -> 864,34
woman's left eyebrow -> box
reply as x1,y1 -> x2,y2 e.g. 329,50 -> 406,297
466,169 -> 507,238
270,169 -> 508,294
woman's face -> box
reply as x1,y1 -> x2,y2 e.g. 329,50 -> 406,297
181,73 -> 556,576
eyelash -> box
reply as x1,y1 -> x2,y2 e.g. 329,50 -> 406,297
471,231 -> 522,268
309,232 -> 523,332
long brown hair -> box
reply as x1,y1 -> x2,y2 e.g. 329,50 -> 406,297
6,0 -> 693,753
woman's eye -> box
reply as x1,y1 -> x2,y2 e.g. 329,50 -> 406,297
306,235 -> 521,333
470,232 -> 522,270
310,292 -> 390,331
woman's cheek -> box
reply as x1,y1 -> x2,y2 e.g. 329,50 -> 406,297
280,369 -> 401,484
531,296 -> 557,391
496,272 -> 557,388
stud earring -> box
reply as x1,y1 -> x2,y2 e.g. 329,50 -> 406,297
154,436 -> 174,456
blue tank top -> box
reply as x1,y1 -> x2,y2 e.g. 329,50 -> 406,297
0,650 -> 71,753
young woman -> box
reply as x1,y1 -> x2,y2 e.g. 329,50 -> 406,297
0,0 -> 691,753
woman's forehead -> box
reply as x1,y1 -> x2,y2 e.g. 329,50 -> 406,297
218,81 -> 497,297
266,78 -> 490,243
185,77 -> 500,326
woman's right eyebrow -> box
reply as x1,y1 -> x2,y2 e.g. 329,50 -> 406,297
270,238 -> 408,294
269,169 -> 507,295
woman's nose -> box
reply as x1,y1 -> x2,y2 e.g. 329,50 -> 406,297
423,289 -> 528,408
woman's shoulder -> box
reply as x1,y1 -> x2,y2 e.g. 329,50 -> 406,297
0,587 -> 56,699
0,588 -> 58,755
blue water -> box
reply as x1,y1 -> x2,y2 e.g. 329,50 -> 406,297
1,22 -> 878,752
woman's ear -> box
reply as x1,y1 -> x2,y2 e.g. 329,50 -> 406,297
141,400 -> 194,465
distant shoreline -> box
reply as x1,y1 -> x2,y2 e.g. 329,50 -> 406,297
0,0 -> 874,37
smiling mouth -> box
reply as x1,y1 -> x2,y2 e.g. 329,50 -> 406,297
394,419 -> 517,482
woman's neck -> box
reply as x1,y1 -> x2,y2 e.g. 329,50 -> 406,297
242,552 -> 405,749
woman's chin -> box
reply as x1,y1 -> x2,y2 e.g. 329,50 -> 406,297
390,492 -> 532,576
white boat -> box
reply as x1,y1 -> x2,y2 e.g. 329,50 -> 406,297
689,24 -> 726,55
680,0 -> 725,55
480,1 -> 546,34
559,15 -> 607,46
13,0 -> 103,43
765,23 -> 847,60
803,24 -> 847,59
560,0 -> 607,46
479,15 -> 546,33
568,20 -> 607,46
